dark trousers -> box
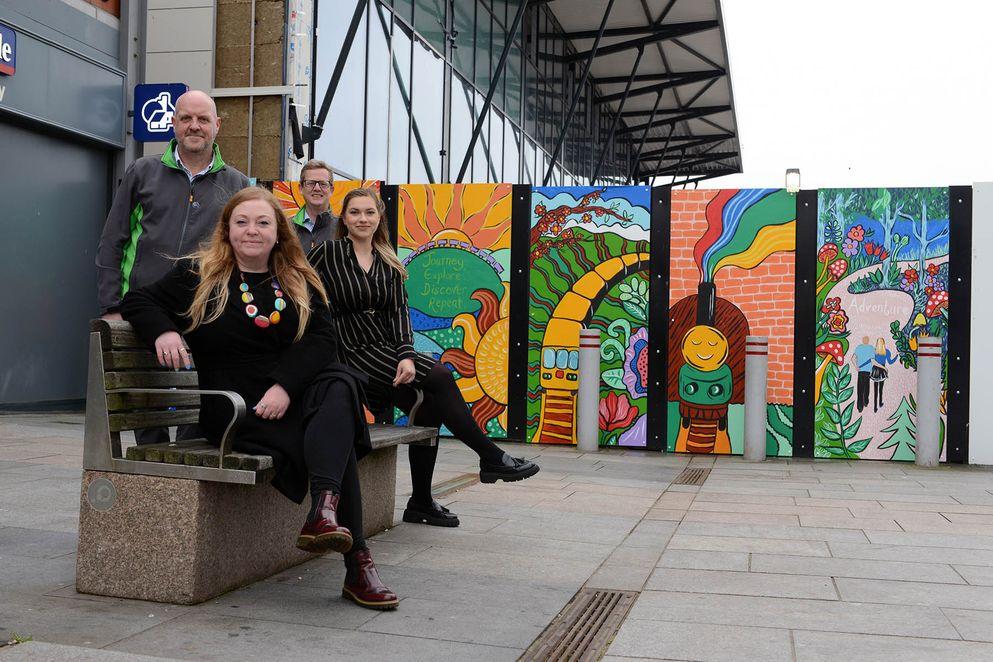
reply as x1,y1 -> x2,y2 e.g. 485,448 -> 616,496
856,371 -> 871,412
136,424 -> 202,446
873,379 -> 885,412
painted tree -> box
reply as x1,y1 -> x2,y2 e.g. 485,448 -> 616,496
820,191 -> 857,245
878,394 -> 917,461
530,188 -> 630,265
898,188 -> 949,283
868,188 -> 909,286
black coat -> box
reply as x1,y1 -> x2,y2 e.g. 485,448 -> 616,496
121,259 -> 371,503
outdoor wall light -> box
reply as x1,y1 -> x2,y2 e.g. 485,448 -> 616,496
785,168 -> 801,193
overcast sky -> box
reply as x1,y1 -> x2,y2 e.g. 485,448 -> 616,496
700,0 -> 993,190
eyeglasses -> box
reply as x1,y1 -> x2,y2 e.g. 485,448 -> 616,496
302,180 -> 332,191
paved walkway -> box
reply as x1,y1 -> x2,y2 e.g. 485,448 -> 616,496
3,414 -> 993,660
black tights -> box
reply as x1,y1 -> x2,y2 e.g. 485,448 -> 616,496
393,363 -> 505,504
303,380 -> 365,551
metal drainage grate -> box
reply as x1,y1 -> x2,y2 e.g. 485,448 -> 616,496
520,588 -> 638,661
431,472 -> 480,498
672,467 -> 711,486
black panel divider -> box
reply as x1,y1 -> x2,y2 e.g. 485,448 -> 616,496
647,186 -> 671,452
792,190 -> 818,458
506,184 -> 533,444
381,184 -> 399,251
946,186 -> 972,464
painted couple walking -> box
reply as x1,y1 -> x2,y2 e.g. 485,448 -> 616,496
852,336 -> 897,413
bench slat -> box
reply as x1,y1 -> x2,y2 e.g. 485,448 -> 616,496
109,409 -> 200,432
221,452 -> 274,471
103,350 -> 197,371
368,424 -> 437,450
91,320 -> 145,350
105,371 -> 199,389
107,392 -> 202,412
163,442 -> 215,464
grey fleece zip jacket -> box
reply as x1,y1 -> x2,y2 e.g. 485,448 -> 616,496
95,140 -> 249,313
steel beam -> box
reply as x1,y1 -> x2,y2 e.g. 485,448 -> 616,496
310,0 -> 368,140
595,71 -> 724,104
639,150 -> 739,163
618,105 -> 731,134
591,46 -> 645,183
593,69 -> 723,86
542,0 -> 615,185
626,91 -> 664,183
456,0 -> 530,183
541,20 -> 717,47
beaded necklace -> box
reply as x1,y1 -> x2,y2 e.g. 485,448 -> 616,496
239,272 -> 286,328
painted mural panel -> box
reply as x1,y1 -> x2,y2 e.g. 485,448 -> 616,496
815,188 -> 949,460
527,186 -> 651,447
396,184 -> 513,437
271,179 -> 381,220
667,189 -> 796,455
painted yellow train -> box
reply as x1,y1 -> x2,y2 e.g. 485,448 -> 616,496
534,252 -> 651,444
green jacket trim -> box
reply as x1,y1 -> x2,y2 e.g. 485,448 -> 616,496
119,203 -> 144,298
160,139 -> 227,174
292,207 -> 307,226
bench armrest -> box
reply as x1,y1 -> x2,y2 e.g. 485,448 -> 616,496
406,389 -> 425,428
106,388 -> 247,462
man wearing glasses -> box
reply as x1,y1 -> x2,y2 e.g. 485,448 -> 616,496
293,160 -> 338,251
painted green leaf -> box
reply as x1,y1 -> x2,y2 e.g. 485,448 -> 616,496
821,429 -> 843,442
824,445 -> 848,456
826,407 -> 842,425
843,417 -> 863,440
841,402 -> 853,427
601,368 -> 625,390
621,300 -> 648,322
839,387 -> 854,402
847,438 -> 871,454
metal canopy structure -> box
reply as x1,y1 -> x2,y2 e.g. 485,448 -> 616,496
545,0 -> 742,185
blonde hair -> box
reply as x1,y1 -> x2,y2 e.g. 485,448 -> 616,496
184,187 -> 328,341
300,159 -> 334,183
336,187 -> 408,280
875,338 -> 886,355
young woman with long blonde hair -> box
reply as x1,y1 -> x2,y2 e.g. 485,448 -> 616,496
309,188 -> 539,529
122,187 -> 398,610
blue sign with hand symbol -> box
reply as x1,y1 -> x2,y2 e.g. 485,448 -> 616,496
133,83 -> 188,142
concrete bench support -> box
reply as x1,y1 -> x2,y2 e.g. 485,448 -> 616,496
76,444 -> 398,605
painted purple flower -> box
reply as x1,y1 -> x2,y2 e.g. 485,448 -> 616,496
622,327 -> 649,399
617,414 -> 647,447
842,238 -> 860,257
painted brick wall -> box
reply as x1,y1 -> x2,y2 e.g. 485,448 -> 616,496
670,189 -> 796,405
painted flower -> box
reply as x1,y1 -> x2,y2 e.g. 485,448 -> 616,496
847,225 -> 865,241
842,239 -> 860,257
821,297 -> 841,313
581,213 -> 592,223
924,273 -> 942,291
622,327 -> 650,399
599,391 -> 639,432
617,414 -> 647,447
534,204 -> 546,215
900,267 -> 919,292
827,309 -> 849,334
927,263 -> 940,276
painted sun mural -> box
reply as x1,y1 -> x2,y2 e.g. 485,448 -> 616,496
395,184 -> 513,437
271,179 -> 380,220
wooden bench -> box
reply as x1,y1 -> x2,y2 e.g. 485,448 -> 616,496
76,319 -> 437,605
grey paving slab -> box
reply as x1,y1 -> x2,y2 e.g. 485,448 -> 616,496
0,526 -> 78,559
798,515 -> 901,531
681,510 -> 802,526
805,490 -> 957,503
692,492 -> 796,505
644,567 -> 837,599
793,631 -> 993,662
607,619 -> 793,662
942,608 -> 993,642
584,563 -> 655,592
358,596 -> 548,649
836,577 -> 993,610
866,530 -> 993,551
399,545 -> 601,587
667,534 -> 831,557
106,612 -> 521,661
657,549 -> 749,571
622,519 -> 678,548
0,553 -> 77,596
629,590 -> 960,639
829,541 -> 993,566
689,500 -> 852,517
489,514 -> 638,545
0,592 -> 188,649
0,641 -> 176,661
952,564 -> 993,586
751,553 -> 965,583
675,520 -> 869,543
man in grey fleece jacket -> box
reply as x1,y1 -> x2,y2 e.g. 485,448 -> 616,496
96,90 -> 249,318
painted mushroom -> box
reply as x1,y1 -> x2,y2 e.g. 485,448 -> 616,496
814,340 -> 846,403
909,312 -> 927,351
924,290 -> 949,318
817,258 -> 849,295
818,243 -> 839,265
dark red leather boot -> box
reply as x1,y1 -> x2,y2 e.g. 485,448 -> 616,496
342,548 -> 399,610
296,491 -> 353,554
